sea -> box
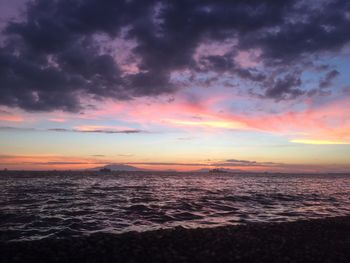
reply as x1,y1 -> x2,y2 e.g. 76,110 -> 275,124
1,171 -> 350,242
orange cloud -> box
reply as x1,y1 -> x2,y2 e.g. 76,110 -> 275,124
2,155 -> 349,173
0,155 -> 108,170
72,93 -> 350,145
17,91 -> 350,145
164,118 -> 247,130
0,114 -> 23,122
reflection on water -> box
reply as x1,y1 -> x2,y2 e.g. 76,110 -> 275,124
0,172 -> 350,241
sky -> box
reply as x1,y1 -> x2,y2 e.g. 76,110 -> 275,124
0,0 -> 350,172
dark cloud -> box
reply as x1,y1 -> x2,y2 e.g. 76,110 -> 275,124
264,73 -> 304,100
44,162 -> 93,165
197,55 -> 236,73
196,53 -> 267,82
319,69 -> 339,88
219,159 -> 282,167
0,109 -> 11,114
0,126 -> 35,131
240,0 -> 350,62
125,158 -> 284,167
0,126 -> 144,134
305,69 -> 339,97
48,128 -> 144,134
0,0 -> 349,111
226,159 -> 257,164
343,86 -> 350,94
78,129 -> 142,134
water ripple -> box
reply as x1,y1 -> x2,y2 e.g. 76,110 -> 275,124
0,172 -> 350,241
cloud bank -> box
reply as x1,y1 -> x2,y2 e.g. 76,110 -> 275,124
1,0 -> 349,111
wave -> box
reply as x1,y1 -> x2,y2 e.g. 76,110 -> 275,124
1,172 -> 350,241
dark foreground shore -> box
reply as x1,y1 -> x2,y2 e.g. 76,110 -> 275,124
1,216 -> 350,263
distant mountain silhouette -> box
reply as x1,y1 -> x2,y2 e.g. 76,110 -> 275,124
91,164 -> 145,172
91,165 -> 247,173
192,168 -> 246,173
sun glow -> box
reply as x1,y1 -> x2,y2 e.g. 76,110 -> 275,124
290,139 -> 350,145
165,119 -> 247,130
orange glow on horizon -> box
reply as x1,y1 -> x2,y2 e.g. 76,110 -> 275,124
290,139 -> 350,145
74,125 -> 135,132
91,95 -> 350,143
1,154 -> 350,173
0,115 -> 23,122
165,119 -> 247,130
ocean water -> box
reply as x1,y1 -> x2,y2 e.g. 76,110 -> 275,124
1,172 -> 350,241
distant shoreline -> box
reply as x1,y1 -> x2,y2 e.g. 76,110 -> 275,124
1,216 -> 350,263
1,170 -> 349,176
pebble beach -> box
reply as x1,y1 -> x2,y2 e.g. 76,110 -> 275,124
1,216 -> 350,263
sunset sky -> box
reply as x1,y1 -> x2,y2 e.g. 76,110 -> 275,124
0,0 -> 350,172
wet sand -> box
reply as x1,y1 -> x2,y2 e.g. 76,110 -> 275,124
1,216 -> 350,263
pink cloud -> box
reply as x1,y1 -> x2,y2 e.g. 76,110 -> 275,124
48,118 -> 66,123
0,114 -> 23,122
0,108 -> 23,122
72,91 -> 350,144
14,89 -> 349,144
234,49 -> 261,68
74,124 -> 136,132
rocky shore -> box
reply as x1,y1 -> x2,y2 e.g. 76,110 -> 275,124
1,216 -> 350,263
